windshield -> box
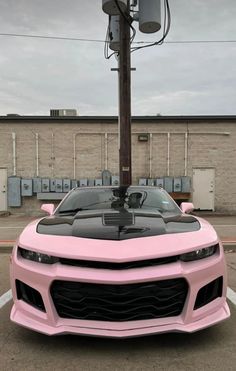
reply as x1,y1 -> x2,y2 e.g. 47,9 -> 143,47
56,187 -> 181,215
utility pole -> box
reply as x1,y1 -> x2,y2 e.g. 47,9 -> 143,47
118,0 -> 132,186
103,0 -> 164,186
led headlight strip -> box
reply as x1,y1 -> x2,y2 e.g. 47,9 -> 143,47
19,247 -> 59,264
180,244 -> 218,262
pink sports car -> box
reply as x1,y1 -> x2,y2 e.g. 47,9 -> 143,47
10,186 -> 230,337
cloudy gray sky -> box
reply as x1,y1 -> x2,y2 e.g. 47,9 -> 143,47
0,0 -> 236,116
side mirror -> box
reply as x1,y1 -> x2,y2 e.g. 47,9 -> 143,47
41,203 -> 55,216
180,202 -> 194,214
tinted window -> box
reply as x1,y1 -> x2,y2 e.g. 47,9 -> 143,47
57,187 -> 180,215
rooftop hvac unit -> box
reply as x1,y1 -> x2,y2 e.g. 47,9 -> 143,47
50,109 -> 78,117
102,0 -> 127,15
139,0 -> 161,33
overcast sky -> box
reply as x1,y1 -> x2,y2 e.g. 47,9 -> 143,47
0,0 -> 236,116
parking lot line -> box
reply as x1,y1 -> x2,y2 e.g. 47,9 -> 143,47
227,287 -> 236,306
0,289 -> 12,309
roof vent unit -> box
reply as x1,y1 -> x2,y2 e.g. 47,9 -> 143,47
50,109 -> 78,117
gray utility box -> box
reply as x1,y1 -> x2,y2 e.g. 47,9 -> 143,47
8,177 -> 21,207
181,176 -> 191,193
42,179 -> 50,192
71,179 -> 78,189
21,179 -> 33,196
111,176 -> 119,186
139,178 -> 147,186
33,178 -> 42,193
79,179 -> 88,187
102,170 -> 111,186
63,179 -> 71,193
95,179 -> 102,186
50,179 -> 56,192
164,177 -> 173,193
88,179 -> 95,187
147,179 -> 155,186
55,179 -> 63,193
156,178 -> 164,188
174,178 -> 182,192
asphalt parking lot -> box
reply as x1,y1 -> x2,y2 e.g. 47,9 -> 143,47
0,214 -> 236,370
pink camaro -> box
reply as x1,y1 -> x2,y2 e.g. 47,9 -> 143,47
10,186 -> 230,337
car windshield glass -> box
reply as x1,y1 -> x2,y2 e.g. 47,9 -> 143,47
57,187 -> 180,214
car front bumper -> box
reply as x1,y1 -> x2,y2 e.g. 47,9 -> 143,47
10,245 -> 230,337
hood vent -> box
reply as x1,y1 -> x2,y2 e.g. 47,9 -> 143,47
102,212 -> 134,226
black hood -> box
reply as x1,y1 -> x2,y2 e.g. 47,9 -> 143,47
37,210 -> 200,241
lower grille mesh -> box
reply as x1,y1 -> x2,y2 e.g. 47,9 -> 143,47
51,279 -> 188,322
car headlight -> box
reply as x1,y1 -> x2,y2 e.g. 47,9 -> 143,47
19,247 -> 59,264
180,244 -> 218,262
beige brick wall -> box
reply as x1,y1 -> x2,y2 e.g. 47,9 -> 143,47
0,118 -> 235,214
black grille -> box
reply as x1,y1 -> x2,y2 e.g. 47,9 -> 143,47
51,279 -> 188,321
59,256 -> 178,269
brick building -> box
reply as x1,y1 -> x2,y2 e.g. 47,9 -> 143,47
0,114 -> 234,214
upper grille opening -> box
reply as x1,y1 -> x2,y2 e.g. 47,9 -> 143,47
59,255 -> 178,269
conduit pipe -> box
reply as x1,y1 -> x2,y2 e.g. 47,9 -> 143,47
149,133 -> 153,178
35,133 -> 39,177
167,132 -> 170,176
51,133 -> 55,177
184,132 -> 188,176
105,133 -> 108,170
12,132 -> 16,176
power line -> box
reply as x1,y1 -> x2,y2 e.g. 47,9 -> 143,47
1,32 -> 236,45
0,32 -> 106,43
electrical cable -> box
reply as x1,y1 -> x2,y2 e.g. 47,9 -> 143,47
1,32 -> 236,46
114,0 -> 136,44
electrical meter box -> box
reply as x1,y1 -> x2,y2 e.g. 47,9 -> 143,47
111,176 -> 119,186
147,179 -> 155,186
50,179 -> 56,192
164,177 -> 173,193
79,179 -> 88,187
156,178 -> 164,188
102,170 -> 111,186
33,178 -> 42,193
21,179 -> 33,196
139,178 -> 147,186
174,178 -> 182,192
63,179 -> 71,192
95,179 -> 102,186
8,177 -> 21,207
42,179 -> 50,192
181,176 -> 191,193
71,180 -> 78,189
55,179 -> 63,193
88,179 -> 95,187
